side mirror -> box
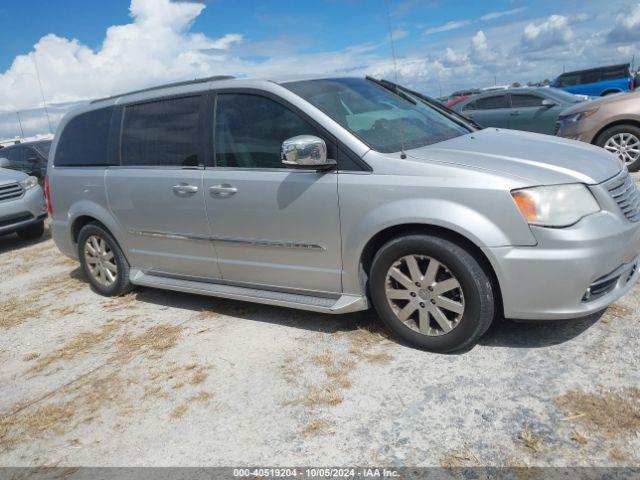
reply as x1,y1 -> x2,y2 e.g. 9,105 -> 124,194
0,158 -> 9,168
281,135 -> 336,170
541,99 -> 557,108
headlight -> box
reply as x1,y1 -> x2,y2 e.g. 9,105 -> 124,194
19,176 -> 38,190
558,108 -> 598,124
511,184 -> 600,227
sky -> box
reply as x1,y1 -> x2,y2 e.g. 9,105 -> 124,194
1,0 -> 640,139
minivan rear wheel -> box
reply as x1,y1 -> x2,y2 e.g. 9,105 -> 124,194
369,235 -> 495,353
77,223 -> 133,296
596,124 -> 640,172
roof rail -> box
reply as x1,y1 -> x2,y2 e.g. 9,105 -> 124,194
90,75 -> 235,104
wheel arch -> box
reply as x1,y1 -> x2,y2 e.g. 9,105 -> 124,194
601,89 -> 623,96
358,223 -> 504,317
592,119 -> 640,145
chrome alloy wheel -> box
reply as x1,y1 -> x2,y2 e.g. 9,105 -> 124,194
84,234 -> 118,287
604,133 -> 640,166
384,255 -> 465,336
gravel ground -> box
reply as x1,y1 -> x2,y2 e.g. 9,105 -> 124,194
0,172 -> 639,468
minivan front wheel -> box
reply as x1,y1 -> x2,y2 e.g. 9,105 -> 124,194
77,223 -> 133,296
369,235 -> 495,353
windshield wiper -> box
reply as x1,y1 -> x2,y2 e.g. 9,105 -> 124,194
367,76 -> 482,131
366,76 -> 417,105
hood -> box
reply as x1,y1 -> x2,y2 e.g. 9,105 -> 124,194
407,128 -> 621,185
0,167 -> 27,186
560,90 -> 640,116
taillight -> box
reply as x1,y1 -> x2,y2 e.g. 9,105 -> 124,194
44,175 -> 52,214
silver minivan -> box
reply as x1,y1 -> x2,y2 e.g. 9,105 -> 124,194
47,76 -> 640,352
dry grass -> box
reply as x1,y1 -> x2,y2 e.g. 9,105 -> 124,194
439,448 -> 480,468
170,391 -> 213,419
0,296 -> 42,329
287,386 -> 344,408
29,323 -> 118,375
603,304 -> 633,322
518,427 -> 544,453
116,324 -> 182,359
554,388 -> 640,438
301,419 -> 330,435
22,352 -> 39,362
189,370 -> 208,386
335,327 -> 394,364
570,430 -> 588,445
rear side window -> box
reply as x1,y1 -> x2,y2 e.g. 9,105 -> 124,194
474,95 -> 509,110
510,94 -> 544,108
581,70 -> 601,84
121,96 -> 202,168
54,108 -> 114,167
601,67 -> 629,80
556,74 -> 579,87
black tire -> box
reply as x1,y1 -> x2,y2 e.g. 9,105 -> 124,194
596,124 -> 640,172
77,222 -> 133,296
369,235 -> 495,353
17,220 -> 44,240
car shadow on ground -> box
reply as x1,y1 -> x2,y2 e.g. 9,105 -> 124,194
0,224 -> 51,255
70,266 -> 602,352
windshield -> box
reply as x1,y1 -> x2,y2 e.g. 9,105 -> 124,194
284,78 -> 471,153
544,88 -> 583,104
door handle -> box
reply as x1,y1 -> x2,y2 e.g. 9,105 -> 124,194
172,184 -> 199,195
510,111 -> 520,116
209,184 -> 238,197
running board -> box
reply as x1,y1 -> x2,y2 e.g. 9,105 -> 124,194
129,270 -> 368,314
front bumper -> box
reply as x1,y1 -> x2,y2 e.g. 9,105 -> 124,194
485,210 -> 640,320
0,186 -> 47,235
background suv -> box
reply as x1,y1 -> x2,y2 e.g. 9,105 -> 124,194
0,140 -> 52,184
48,76 -> 640,353
552,64 -> 634,97
557,90 -> 640,171
0,167 -> 47,240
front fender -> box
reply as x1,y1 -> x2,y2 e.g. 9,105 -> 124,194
341,198 -> 536,294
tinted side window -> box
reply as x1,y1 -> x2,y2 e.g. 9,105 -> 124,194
602,67 -> 629,80
215,94 -> 321,168
461,100 -> 476,111
121,96 -> 202,168
474,95 -> 509,110
55,107 -> 114,167
581,70 -> 601,84
510,94 -> 544,108
557,74 -> 579,87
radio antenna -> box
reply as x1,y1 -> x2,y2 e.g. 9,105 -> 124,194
32,52 -> 53,135
16,112 -> 25,139
385,0 -> 407,159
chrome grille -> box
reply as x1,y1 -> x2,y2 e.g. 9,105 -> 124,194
0,182 -> 24,203
606,169 -> 640,222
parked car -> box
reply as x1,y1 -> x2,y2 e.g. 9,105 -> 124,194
556,90 -> 640,171
451,87 -> 583,135
48,76 -> 639,353
444,94 -> 474,109
0,167 -> 47,240
551,64 -> 633,97
0,140 -> 52,184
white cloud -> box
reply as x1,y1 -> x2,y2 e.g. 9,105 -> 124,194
0,0 -> 242,112
480,7 -> 527,21
607,3 -> 640,43
424,20 -> 471,35
520,15 -> 574,51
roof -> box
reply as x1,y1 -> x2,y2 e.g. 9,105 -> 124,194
558,63 -> 630,77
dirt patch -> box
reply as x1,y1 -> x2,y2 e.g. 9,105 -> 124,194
554,388 -> 640,438
301,419 -> 330,435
